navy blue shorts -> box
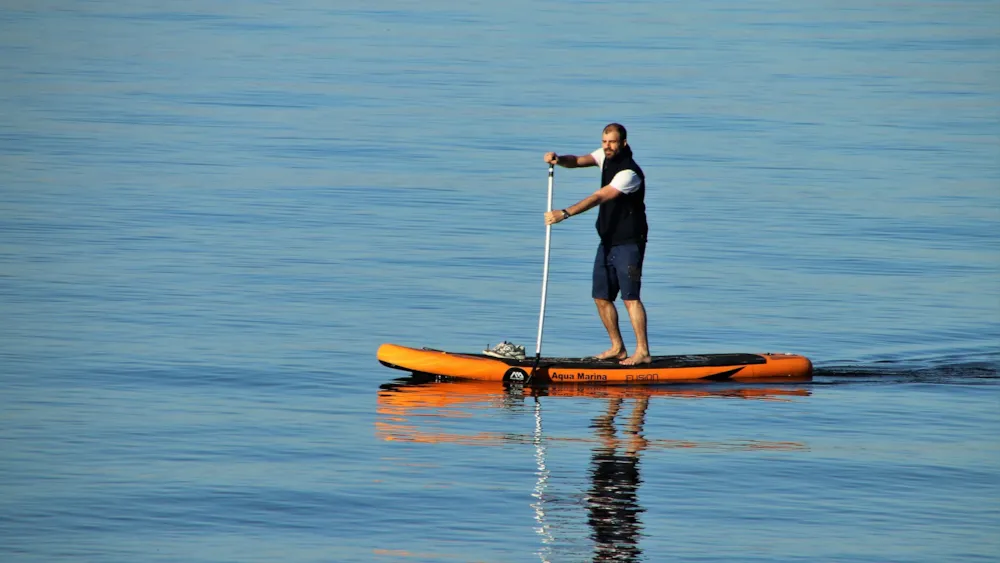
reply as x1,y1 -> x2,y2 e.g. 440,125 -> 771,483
592,242 -> 645,301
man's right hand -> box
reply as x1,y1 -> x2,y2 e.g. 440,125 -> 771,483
544,152 -> 559,165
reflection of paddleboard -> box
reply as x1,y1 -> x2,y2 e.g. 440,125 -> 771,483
376,376 -> 811,449
377,343 -> 813,384
378,376 -> 812,409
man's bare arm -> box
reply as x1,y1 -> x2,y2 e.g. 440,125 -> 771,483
543,152 -> 597,168
544,185 -> 622,225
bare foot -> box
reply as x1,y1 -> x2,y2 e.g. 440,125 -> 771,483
620,352 -> 652,366
593,347 -> 627,361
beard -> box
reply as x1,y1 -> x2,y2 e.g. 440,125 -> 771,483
605,144 -> 629,161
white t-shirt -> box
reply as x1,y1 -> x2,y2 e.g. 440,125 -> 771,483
590,148 -> 642,194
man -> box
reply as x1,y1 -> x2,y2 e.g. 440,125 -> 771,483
543,123 -> 651,365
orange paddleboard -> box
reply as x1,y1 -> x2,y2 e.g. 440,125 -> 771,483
377,343 -> 812,384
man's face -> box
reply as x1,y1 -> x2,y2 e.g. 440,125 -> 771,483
602,131 -> 625,159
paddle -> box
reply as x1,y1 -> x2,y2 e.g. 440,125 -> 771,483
528,164 -> 555,383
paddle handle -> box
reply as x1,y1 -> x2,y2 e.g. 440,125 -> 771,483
534,165 -> 555,362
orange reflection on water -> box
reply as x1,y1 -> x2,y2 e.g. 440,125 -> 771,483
377,377 -> 810,451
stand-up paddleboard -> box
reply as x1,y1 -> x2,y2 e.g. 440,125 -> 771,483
377,166 -> 813,385
377,343 -> 812,384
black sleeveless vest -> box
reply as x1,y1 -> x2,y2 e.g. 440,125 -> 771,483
597,145 -> 647,246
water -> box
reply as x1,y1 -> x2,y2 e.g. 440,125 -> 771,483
1,1 -> 998,561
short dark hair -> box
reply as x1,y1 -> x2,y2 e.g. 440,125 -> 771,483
603,123 -> 627,141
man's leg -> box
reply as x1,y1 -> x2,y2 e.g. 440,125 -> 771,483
593,244 -> 627,360
615,242 -> 650,365
620,299 -> 651,365
594,298 -> 627,360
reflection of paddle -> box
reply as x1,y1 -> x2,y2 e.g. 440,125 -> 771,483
531,397 -> 554,558
529,165 -> 555,383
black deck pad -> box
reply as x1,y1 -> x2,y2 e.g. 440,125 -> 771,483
480,353 -> 767,369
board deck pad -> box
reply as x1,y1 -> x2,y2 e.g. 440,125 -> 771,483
434,349 -> 769,369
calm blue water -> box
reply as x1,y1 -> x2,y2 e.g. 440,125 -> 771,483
1,1 -> 998,562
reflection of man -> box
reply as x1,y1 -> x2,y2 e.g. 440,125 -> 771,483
587,397 -> 649,561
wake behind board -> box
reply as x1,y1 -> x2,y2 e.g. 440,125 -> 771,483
377,343 -> 812,384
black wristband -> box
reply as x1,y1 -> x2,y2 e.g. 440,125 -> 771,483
561,209 -> 570,219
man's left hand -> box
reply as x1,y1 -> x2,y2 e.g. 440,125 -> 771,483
544,210 -> 565,225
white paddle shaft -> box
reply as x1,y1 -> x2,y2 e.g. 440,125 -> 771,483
534,165 -> 555,360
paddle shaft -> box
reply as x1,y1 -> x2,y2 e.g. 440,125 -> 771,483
531,165 -> 555,377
